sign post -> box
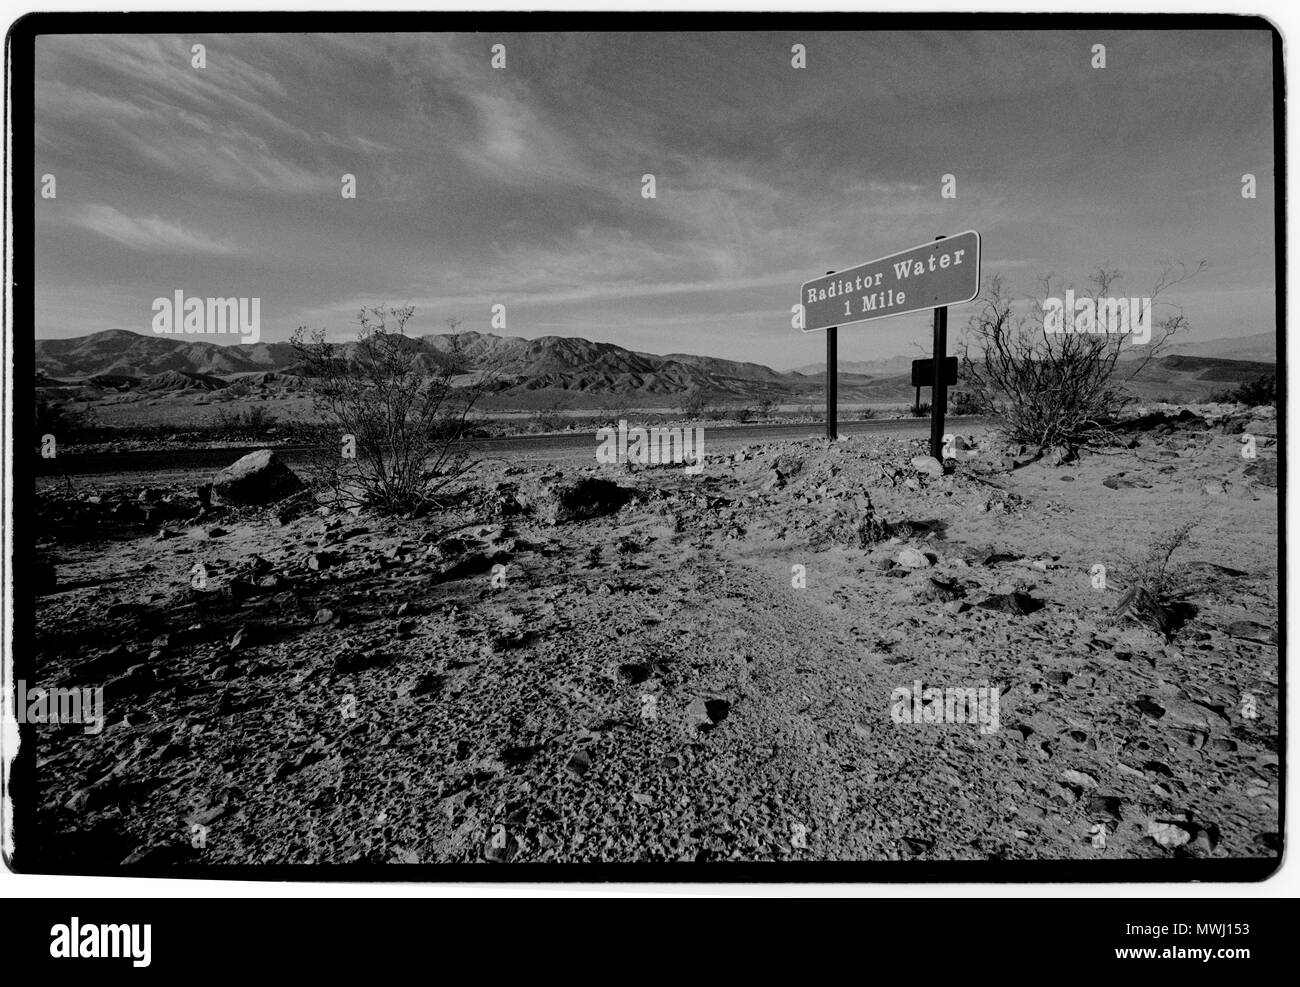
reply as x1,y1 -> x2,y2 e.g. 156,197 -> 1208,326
930,298 -> 948,461
825,269 -> 837,440
929,234 -> 949,461
797,230 -> 979,456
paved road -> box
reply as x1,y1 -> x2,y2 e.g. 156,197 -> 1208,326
37,416 -> 992,477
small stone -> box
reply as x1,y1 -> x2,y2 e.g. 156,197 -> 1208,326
910,455 -> 944,478
1148,821 -> 1193,848
566,750 -> 592,778
1061,769 -> 1098,788
896,547 -> 931,569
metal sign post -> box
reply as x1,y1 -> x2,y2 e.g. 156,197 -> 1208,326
929,234 -> 949,460
825,269 -> 837,440
930,300 -> 948,461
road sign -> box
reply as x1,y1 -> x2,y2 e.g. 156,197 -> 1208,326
911,356 -> 958,388
799,230 -> 980,334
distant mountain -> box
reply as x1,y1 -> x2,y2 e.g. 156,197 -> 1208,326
788,355 -> 916,376
1157,331 -> 1277,363
34,329 -> 300,378
34,329 -> 794,402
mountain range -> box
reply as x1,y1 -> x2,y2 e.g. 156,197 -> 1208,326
35,329 -> 795,403
35,327 -> 1277,410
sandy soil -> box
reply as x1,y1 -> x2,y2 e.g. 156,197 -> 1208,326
27,406 -> 1280,866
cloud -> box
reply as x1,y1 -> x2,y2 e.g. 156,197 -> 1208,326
73,205 -> 237,255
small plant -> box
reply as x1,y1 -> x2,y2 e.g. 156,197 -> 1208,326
1112,520 -> 1196,639
909,401 -> 931,417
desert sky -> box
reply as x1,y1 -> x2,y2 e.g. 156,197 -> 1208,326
33,28 -> 1277,368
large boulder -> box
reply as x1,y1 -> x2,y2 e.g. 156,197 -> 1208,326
211,449 -> 304,505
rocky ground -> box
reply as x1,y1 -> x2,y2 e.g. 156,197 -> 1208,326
26,403 -> 1280,866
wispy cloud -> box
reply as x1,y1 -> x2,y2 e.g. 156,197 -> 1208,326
73,205 -> 237,255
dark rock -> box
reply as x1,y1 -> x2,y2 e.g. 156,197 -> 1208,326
974,592 -> 1044,616
566,750 -> 593,778
543,478 -> 634,524
914,577 -> 966,604
617,662 -> 651,685
307,551 -> 340,571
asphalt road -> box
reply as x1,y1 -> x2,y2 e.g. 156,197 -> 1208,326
36,415 -> 993,477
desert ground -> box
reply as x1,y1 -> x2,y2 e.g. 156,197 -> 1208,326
27,402 -> 1279,866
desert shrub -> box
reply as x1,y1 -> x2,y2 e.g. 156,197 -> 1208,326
1112,520 -> 1196,640
949,390 -> 988,416
528,400 -> 569,433
1212,374 -> 1276,407
291,306 -> 501,513
909,401 -> 931,417
754,396 -> 778,419
35,398 -> 90,446
214,405 -> 278,437
960,264 -> 1203,449
676,388 -> 712,421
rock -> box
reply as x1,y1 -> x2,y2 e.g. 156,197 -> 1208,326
1225,619 -> 1276,643
685,697 -> 730,730
1061,769 -> 1098,788
896,547 -> 931,570
975,592 -> 1044,616
914,577 -> 965,603
307,551 -> 340,571
910,455 -> 944,478
1148,820 -> 1193,848
543,477 -> 634,524
617,662 -> 651,685
1203,481 -> 1227,496
1047,445 -> 1076,466
566,750 -> 592,778
761,469 -> 785,492
211,449 -> 304,505
1102,473 -> 1151,490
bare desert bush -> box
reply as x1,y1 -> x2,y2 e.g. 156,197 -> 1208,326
960,263 -> 1203,450
909,401 -> 931,417
290,306 -> 501,513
